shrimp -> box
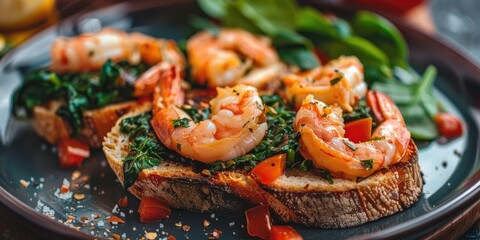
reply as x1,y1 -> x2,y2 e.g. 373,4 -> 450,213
187,28 -> 285,88
284,56 -> 367,112
143,64 -> 268,164
51,28 -> 185,73
294,91 -> 410,180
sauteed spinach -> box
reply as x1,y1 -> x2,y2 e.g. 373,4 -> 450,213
13,60 -> 147,136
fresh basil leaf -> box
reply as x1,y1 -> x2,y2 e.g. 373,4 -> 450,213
331,17 -> 351,39
272,30 -> 313,49
352,11 -> 408,68
197,0 -> 228,18
277,46 -> 319,70
189,15 -> 220,35
234,0 -> 297,35
296,7 -> 337,38
372,81 -> 416,105
223,1 -> 263,34
273,30 -> 319,70
401,104 -> 438,140
319,36 -> 389,67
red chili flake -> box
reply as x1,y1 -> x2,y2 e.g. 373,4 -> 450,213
60,184 -> 69,193
182,225 -> 191,232
67,215 -> 75,220
208,229 -> 222,239
112,233 -> 121,240
118,196 -> 128,208
106,215 -> 125,224
167,235 -> 176,240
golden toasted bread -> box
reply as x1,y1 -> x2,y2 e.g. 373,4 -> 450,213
33,101 -> 139,147
102,108 -> 422,228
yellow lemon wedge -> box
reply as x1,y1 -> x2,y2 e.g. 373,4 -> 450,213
0,34 -> 5,50
0,0 -> 56,31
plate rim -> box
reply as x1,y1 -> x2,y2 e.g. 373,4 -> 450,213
0,0 -> 479,239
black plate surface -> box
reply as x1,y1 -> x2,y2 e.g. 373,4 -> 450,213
0,1 -> 479,239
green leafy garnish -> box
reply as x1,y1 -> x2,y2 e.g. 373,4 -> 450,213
13,60 -> 147,136
342,139 -> 357,151
120,112 -> 163,188
330,76 -> 342,86
342,99 -> 372,124
314,169 -> 334,184
372,65 -> 439,139
172,118 -> 191,128
361,159 -> 374,170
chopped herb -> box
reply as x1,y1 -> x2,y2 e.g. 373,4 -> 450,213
342,139 -> 357,151
13,60 -> 147,136
297,159 -> 314,171
182,105 -> 211,123
361,159 -> 374,169
120,112 -> 163,188
342,99 -> 373,124
329,76 -> 342,85
330,70 -> 344,85
177,143 -> 182,151
314,169 -> 334,184
369,136 -> 385,141
172,118 -> 190,128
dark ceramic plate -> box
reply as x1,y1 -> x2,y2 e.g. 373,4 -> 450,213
0,1 -> 479,239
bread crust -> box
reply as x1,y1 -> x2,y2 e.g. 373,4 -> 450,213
33,101 -> 139,147
103,110 -> 422,228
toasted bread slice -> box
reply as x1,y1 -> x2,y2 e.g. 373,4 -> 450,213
33,101 -> 139,147
103,109 -> 422,228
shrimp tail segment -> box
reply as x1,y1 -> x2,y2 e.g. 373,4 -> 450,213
295,91 -> 411,180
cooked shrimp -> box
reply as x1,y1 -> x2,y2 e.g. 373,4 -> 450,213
51,28 -> 185,73
146,64 -> 267,164
294,91 -> 410,180
284,56 -> 367,112
187,28 -> 284,88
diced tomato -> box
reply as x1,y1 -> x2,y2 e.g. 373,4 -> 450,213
251,154 -> 286,184
434,113 -> 463,138
245,205 -> 272,240
138,197 -> 171,222
344,118 -> 372,143
270,226 -> 303,240
366,91 -> 384,123
57,137 -> 90,168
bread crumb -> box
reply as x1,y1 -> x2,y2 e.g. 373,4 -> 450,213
71,170 -> 81,180
203,220 -> 210,227
182,225 -> 191,232
112,233 -> 121,240
73,193 -> 85,200
145,231 -> 157,240
118,196 -> 128,207
20,179 -> 30,188
175,221 -> 182,227
106,215 -> 125,224
201,169 -> 211,177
